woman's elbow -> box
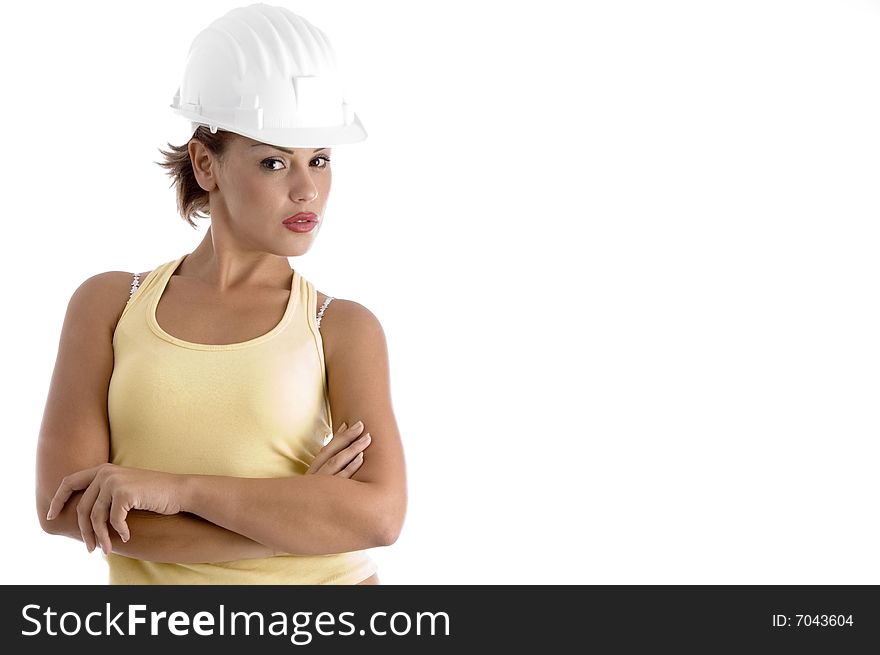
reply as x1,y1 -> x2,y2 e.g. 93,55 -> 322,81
378,522 -> 402,546
38,515 -> 55,536
375,500 -> 406,546
36,495 -> 57,535
36,490 -> 82,538
38,509 -> 70,538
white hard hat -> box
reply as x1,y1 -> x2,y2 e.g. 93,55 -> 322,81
170,2 -> 366,148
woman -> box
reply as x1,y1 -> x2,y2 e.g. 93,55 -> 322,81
35,3 -> 406,585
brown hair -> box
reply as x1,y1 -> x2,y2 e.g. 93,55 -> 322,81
155,126 -> 237,229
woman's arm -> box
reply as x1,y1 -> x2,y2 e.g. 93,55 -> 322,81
177,300 -> 408,555
48,299 -> 408,558
36,273 -> 271,563
45,491 -> 273,563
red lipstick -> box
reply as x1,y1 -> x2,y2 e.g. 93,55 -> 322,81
283,212 -> 318,233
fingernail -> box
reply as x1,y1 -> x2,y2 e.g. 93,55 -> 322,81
101,543 -> 108,556
339,422 -> 347,431
46,510 -> 54,521
353,420 -> 363,429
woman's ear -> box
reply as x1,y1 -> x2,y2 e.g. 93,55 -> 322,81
188,140 -> 219,193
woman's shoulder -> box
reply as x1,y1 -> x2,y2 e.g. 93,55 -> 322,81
76,270 -> 152,300
314,293 -> 385,360
66,270 -> 154,334
315,294 -> 381,325
95,270 -> 154,300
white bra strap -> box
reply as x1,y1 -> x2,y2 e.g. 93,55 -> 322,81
127,273 -> 141,303
317,296 -> 334,329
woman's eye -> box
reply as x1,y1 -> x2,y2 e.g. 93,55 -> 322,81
261,156 -> 331,171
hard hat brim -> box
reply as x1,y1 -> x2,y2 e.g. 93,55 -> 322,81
172,107 -> 368,148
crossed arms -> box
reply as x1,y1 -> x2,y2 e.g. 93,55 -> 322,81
36,275 -> 406,563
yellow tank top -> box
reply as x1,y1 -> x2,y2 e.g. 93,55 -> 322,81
105,253 -> 377,584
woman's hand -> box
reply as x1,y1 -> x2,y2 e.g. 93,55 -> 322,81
45,464 -> 183,555
306,420 -> 372,477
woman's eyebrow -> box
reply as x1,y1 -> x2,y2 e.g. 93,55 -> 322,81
251,145 -> 329,154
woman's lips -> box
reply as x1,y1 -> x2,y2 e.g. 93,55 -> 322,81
283,212 -> 317,224
283,220 -> 317,233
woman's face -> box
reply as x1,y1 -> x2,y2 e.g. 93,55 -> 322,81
199,133 -> 332,256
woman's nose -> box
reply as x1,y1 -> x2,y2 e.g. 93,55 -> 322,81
289,173 -> 319,203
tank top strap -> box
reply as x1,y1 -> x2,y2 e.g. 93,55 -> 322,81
316,296 -> 334,329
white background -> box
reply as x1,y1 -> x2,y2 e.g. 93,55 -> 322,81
2,0 -> 878,584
